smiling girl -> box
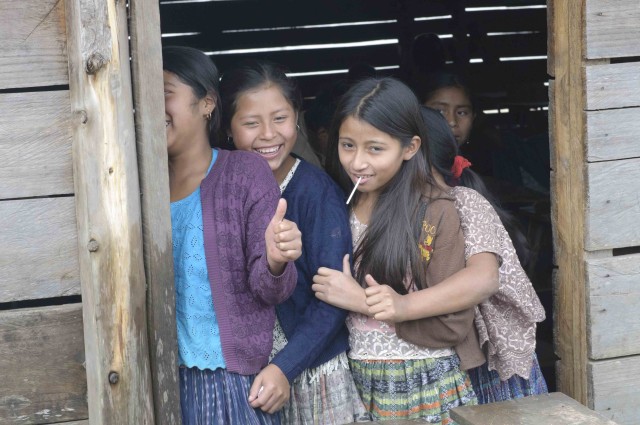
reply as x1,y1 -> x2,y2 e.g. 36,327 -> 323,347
313,77 -> 479,423
219,60 -> 366,424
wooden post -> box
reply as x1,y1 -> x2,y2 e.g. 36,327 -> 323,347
548,0 -> 588,404
129,0 -> 182,423
65,0 -> 155,422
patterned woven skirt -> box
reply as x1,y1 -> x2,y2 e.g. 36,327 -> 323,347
349,355 -> 477,424
467,353 -> 548,404
180,366 -> 281,425
281,352 -> 369,425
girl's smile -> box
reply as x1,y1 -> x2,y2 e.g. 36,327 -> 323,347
229,85 -> 298,183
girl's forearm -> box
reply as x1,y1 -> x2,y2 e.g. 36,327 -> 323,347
401,252 -> 499,321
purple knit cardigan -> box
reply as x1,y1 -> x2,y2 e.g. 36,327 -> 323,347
200,149 -> 297,375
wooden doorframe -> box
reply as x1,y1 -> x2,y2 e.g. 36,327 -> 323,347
547,0 -> 589,404
129,0 -> 182,423
65,0 -> 180,422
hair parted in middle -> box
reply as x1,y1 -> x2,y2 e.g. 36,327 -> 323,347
327,77 -> 438,294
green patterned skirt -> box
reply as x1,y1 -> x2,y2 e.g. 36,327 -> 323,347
349,355 -> 477,424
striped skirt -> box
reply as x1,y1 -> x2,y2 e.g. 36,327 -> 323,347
281,352 -> 369,425
349,355 -> 477,424
179,367 -> 281,425
467,353 -> 548,405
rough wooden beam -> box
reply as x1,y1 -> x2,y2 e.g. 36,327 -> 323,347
64,0 -> 155,422
549,0 -> 588,404
129,0 -> 181,423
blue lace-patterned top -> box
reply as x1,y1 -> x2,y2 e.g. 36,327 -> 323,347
171,149 -> 225,370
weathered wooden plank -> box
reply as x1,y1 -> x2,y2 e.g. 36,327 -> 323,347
0,304 -> 87,424
0,91 -> 73,199
550,0 -> 589,404
589,356 -> 640,424
130,0 -> 181,423
451,392 -> 617,425
586,62 -> 640,110
585,107 -> 640,162
65,0 -> 155,422
0,0 -> 68,89
586,158 -> 640,250
0,197 -> 79,303
586,0 -> 640,59
587,254 -> 640,359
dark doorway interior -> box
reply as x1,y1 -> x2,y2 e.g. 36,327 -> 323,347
159,0 -> 556,390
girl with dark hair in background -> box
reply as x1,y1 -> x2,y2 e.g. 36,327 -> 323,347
219,59 -> 367,424
313,77 -> 480,423
419,106 -> 548,403
163,46 -> 301,424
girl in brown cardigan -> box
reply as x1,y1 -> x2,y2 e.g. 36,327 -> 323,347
313,77 -> 479,423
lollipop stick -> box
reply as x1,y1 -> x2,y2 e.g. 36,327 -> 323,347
346,176 -> 362,205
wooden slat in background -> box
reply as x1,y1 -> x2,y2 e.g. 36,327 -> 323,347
160,0 -> 548,105
0,197 -> 79,303
586,108 -> 640,162
162,11 -> 546,54
586,0 -> 640,59
0,91 -> 73,199
587,254 -> 640,359
585,158 -> 640,250
589,355 -> 640,424
0,0 -> 68,90
0,304 -> 87,424
585,62 -> 640,110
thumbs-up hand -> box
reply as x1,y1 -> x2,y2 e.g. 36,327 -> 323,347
364,274 -> 407,322
265,198 -> 302,275
312,254 -> 368,314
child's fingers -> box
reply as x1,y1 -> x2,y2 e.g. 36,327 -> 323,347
342,254 -> 352,277
248,378 -> 263,403
364,274 -> 380,287
273,229 -> 302,247
272,219 -> 298,235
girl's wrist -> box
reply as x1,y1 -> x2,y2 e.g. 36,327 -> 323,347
267,258 -> 286,276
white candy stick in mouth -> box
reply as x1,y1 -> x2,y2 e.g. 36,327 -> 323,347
346,176 -> 362,205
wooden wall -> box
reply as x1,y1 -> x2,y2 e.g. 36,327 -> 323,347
0,0 -> 86,423
550,1 -> 640,424
0,0 -> 179,423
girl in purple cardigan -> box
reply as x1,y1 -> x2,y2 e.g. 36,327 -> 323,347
163,46 -> 301,425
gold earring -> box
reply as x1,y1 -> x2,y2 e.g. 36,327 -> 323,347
205,111 -> 212,120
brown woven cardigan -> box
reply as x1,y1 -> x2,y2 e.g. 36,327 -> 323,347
395,193 -> 486,371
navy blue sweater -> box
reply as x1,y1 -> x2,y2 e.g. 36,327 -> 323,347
271,159 -> 352,382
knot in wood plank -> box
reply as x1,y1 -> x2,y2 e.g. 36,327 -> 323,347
85,52 -> 107,75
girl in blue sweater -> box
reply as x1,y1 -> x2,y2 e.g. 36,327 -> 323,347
219,60 -> 367,424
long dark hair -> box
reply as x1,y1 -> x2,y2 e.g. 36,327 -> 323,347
219,59 -> 302,148
162,46 -> 221,145
421,106 -> 531,266
327,77 -> 436,294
